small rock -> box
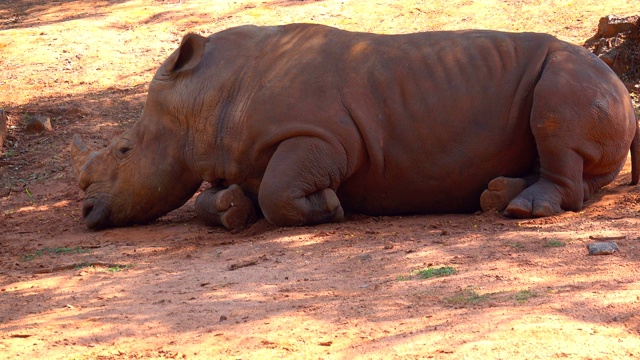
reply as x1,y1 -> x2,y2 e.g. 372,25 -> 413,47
587,241 -> 619,255
219,315 -> 228,322
356,254 -> 372,261
25,115 -> 52,134
383,242 -> 394,250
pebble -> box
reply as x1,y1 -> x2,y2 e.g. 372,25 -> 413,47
356,254 -> 372,261
587,241 -> 619,255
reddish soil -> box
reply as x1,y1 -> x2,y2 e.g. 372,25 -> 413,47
1,1 -> 640,358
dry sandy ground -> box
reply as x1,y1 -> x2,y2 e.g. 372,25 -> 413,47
1,1 -> 640,359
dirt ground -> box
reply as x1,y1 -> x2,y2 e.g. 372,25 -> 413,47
1,1 -> 640,359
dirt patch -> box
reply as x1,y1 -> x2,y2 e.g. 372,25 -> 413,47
2,1 -> 640,358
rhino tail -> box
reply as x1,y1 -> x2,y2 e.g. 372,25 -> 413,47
631,115 -> 640,185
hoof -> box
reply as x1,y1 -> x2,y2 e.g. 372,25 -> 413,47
218,186 -> 256,231
504,197 -> 557,218
321,188 -> 345,223
502,179 -> 566,218
196,185 -> 256,231
480,177 -> 527,212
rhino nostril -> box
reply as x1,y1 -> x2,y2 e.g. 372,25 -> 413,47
82,201 -> 94,219
82,199 -> 110,229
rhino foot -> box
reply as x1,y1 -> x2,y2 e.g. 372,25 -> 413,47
195,184 -> 256,231
316,188 -> 345,224
503,179 -> 565,218
480,177 -> 528,212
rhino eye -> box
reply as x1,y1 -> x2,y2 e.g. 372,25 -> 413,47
116,146 -> 132,158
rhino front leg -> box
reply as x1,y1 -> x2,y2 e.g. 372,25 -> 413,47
480,173 -> 539,212
480,177 -> 528,212
258,138 -> 347,226
195,184 -> 257,231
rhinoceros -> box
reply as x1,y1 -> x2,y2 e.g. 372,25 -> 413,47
71,23 -> 639,231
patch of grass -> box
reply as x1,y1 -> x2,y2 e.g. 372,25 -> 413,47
19,246 -> 92,262
543,239 -> 566,248
19,250 -> 44,262
514,289 -> 537,303
508,242 -> 524,249
414,266 -> 457,279
446,286 -> 488,306
49,246 -> 91,255
108,264 -> 132,272
397,266 -> 457,281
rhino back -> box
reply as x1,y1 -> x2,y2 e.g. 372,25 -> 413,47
208,25 -> 570,214
337,29 -> 559,214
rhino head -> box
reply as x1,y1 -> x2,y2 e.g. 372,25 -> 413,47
71,34 -> 210,229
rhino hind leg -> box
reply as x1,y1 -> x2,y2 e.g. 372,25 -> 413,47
501,49 -> 632,219
195,184 -> 257,231
501,100 -> 587,218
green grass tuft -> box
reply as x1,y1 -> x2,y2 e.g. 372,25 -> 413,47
414,266 -> 457,279
514,289 -> 537,303
543,240 -> 566,248
19,246 -> 92,262
108,264 -> 132,272
396,266 -> 457,281
446,286 -> 487,305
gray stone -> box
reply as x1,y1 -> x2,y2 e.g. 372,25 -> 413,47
587,241 -> 619,255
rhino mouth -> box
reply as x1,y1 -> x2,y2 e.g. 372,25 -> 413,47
82,198 -> 111,230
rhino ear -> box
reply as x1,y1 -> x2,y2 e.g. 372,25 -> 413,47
165,33 -> 208,74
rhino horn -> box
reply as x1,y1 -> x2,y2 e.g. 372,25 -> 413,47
70,134 -> 92,177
